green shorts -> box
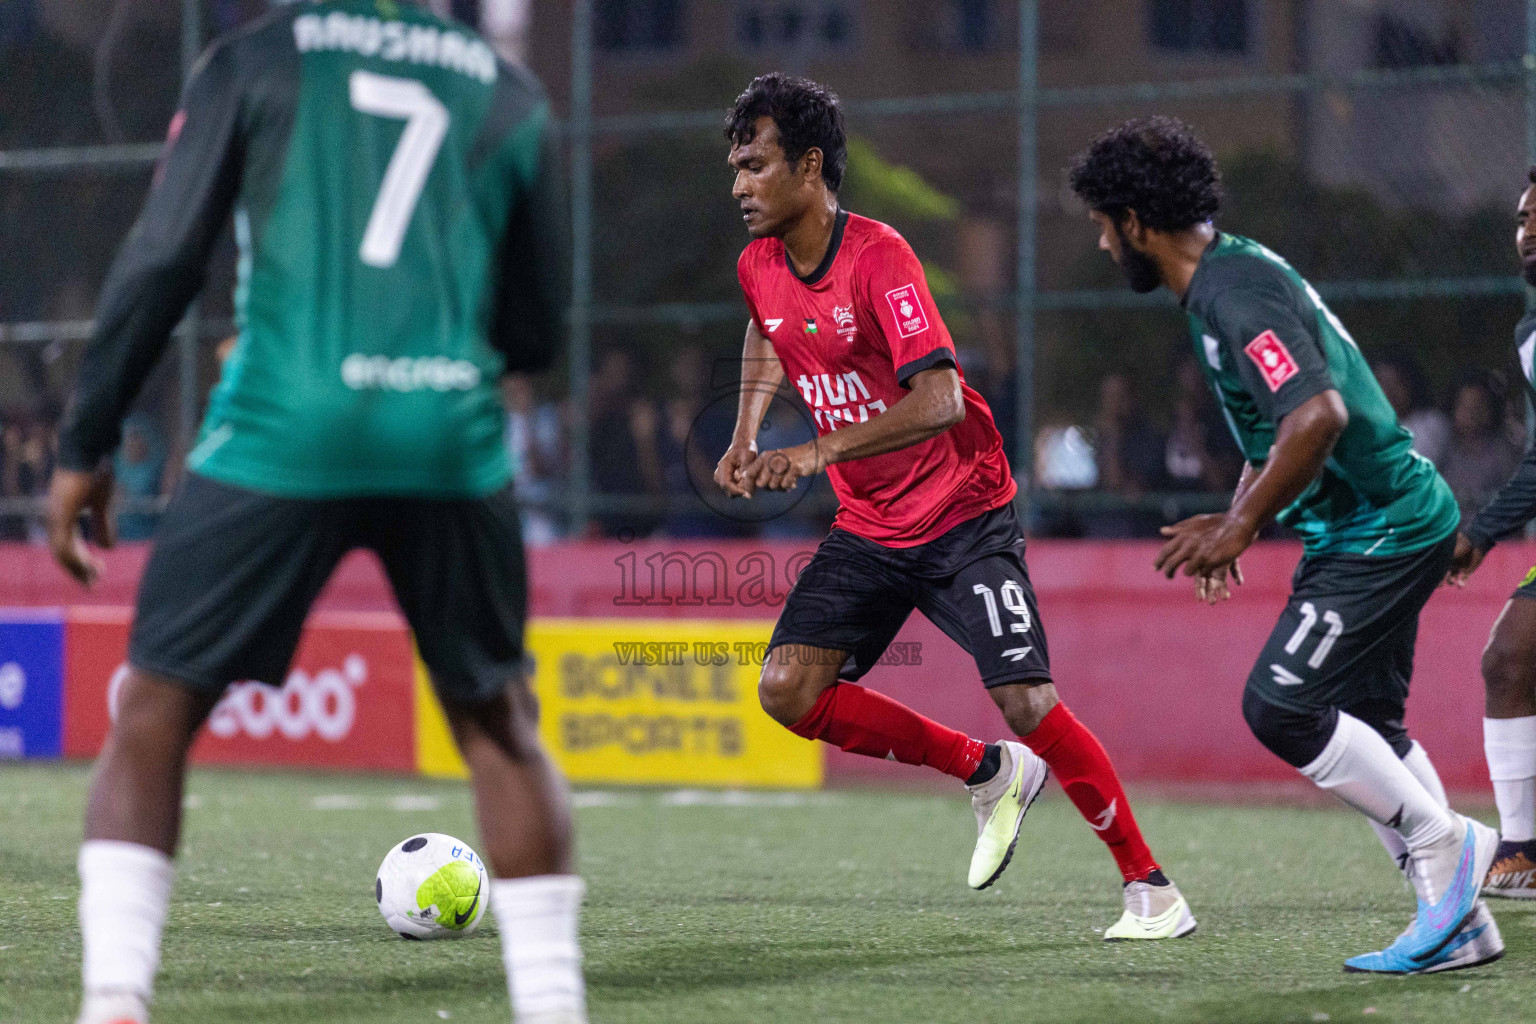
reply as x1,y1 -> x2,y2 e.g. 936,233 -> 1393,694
129,472 -> 528,703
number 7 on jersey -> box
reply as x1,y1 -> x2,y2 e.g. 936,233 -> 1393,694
348,70 -> 449,269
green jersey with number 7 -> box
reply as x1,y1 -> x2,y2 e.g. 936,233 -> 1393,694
57,0 -> 567,497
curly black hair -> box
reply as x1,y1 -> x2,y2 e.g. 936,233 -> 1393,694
1068,116 -> 1222,231
725,73 -> 847,192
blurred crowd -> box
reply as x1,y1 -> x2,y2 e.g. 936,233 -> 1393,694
3,346 -> 1530,546
0,409 -> 168,543
1033,352 -> 1531,540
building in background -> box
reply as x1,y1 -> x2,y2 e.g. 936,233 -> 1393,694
1303,0 -> 1524,213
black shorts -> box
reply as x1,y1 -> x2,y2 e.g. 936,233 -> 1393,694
1243,533 -> 1456,748
767,503 -> 1051,688
129,472 -> 527,703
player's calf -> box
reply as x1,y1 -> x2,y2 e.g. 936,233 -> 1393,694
772,656 -> 995,783
1007,694 -> 1164,885
443,684 -> 588,1023
77,669 -> 219,1024
442,684 -> 572,878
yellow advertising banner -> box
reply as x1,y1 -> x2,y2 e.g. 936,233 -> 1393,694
417,618 -> 823,789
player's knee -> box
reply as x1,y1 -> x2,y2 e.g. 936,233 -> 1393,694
442,688 -> 544,764
108,667 -> 212,755
1481,635 -> 1535,705
1242,687 -> 1334,769
757,656 -> 820,727
989,680 -> 1057,736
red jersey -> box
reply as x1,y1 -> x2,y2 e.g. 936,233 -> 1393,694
736,210 -> 1016,546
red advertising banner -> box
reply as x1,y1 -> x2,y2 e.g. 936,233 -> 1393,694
63,607 -> 416,772
18,538 -> 1531,789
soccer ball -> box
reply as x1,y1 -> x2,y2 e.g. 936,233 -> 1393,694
376,832 -> 489,939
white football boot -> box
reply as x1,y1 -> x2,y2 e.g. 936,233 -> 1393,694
966,740 -> 1049,889
1104,873 -> 1198,940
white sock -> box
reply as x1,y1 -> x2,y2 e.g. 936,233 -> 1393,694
1370,741 -> 1449,871
490,875 -> 586,1021
1485,715 -> 1536,841
78,840 -> 174,1009
1300,712 -> 1457,852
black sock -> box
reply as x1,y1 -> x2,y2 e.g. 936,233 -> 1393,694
1129,868 -> 1170,887
966,743 -> 1003,787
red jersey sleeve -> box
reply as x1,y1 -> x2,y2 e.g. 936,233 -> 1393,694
857,236 -> 956,387
736,245 -> 765,333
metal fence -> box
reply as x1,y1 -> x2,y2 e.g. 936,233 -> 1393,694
2,0 -> 1533,541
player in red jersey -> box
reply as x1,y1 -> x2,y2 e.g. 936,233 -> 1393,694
714,73 -> 1195,939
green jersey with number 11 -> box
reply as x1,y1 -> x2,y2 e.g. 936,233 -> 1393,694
59,0 -> 567,497
1183,233 -> 1458,558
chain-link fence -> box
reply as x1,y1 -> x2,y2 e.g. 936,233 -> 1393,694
2,0 -> 1533,542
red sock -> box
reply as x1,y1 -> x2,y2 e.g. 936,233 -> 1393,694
1021,703 -> 1158,882
790,683 -> 986,782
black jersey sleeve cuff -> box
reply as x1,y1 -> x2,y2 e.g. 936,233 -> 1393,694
896,347 -> 957,388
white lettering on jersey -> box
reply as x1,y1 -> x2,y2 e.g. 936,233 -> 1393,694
795,372 -> 885,431
341,354 -> 481,392
764,318 -> 784,333
294,13 -> 497,85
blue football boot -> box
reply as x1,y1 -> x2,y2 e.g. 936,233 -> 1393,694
1345,901 -> 1503,975
1345,815 -> 1499,972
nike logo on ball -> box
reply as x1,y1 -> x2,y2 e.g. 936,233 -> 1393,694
455,880 -> 482,926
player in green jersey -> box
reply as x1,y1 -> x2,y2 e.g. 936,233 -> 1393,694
1069,116 -> 1502,974
1444,170 -> 1536,900
46,4 -> 583,1022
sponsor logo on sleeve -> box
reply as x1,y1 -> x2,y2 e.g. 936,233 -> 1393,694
763,318 -> 783,333
1243,330 -> 1299,392
884,285 -> 929,339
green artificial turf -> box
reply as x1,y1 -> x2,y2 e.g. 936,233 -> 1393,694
1,763 -> 1532,1023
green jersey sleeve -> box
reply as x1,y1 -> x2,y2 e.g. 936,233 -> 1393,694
1203,275 -> 1332,428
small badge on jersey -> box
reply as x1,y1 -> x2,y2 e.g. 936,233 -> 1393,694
1244,330 -> 1299,392
885,285 -> 929,338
